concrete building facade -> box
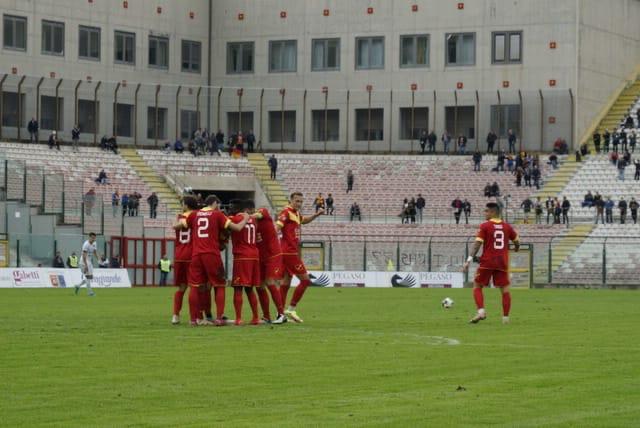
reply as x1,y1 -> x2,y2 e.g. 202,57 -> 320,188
1,0 -> 639,151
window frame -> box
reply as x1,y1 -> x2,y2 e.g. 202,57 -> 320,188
269,39 -> 298,73
181,39 -> 201,73
311,38 -> 340,71
492,31 -> 523,64
78,25 -> 101,61
148,34 -> 169,69
399,34 -> 430,68
226,41 -> 254,74
3,14 -> 27,51
114,30 -> 136,65
41,19 -> 65,56
355,36 -> 385,70
445,32 -> 476,67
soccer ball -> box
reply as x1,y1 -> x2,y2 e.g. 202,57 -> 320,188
441,297 -> 454,309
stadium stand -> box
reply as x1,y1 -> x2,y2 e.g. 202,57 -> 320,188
138,150 -> 254,178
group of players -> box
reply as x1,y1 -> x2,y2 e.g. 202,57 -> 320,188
171,192 -> 323,326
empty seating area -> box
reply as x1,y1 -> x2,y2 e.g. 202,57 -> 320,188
276,154 -> 557,221
138,150 -> 254,178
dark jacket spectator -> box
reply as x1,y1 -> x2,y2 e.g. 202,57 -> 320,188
52,251 -> 65,268
147,192 -> 159,219
346,170 -> 354,193
28,118 -> 39,143
268,155 -> 278,179
48,131 -> 60,150
486,131 -> 497,153
175,139 -> 184,153
350,202 -> 361,221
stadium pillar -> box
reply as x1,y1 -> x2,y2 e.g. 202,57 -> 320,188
280,89 -> 285,151
432,90 -> 437,141
54,78 -> 62,134
17,75 -> 26,141
453,90 -> 458,139
569,88 -> 575,149
496,90 -> 501,151
175,85 -> 181,141
0,74 -> 7,140
74,80 -> 82,129
345,90 -> 350,151
36,77 -> 44,132
302,89 -> 307,152
217,87 -> 223,137
328,240 -> 333,270
154,84 -> 160,147
113,82 -> 121,139
93,81 -> 101,147
388,89 -> 393,153
323,88 -> 328,152
134,83 -> 141,146
411,89 -> 415,153
196,87 -> 202,130
475,90 -> 479,150
259,89 -> 264,151
238,87 -> 243,135
539,90 -> 544,152
367,88 -> 372,152
518,89 -> 523,152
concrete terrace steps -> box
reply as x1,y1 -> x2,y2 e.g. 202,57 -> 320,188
120,148 -> 181,211
533,160 -> 582,199
247,153 -> 289,210
550,223 -> 595,272
594,80 -> 640,135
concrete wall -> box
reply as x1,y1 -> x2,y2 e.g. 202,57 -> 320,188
577,0 -> 640,142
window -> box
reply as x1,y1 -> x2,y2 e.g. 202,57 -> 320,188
147,107 -> 168,139
113,103 -> 134,137
227,112 -> 254,137
149,35 -> 169,69
181,40 -> 201,73
41,96 -> 64,130
400,35 -> 429,68
78,100 -> 99,134
227,42 -> 254,74
312,110 -> 339,141
42,20 -> 64,56
492,31 -> 522,64
3,15 -> 27,50
446,33 -> 475,66
355,108 -> 384,141
312,38 -> 340,71
180,110 -> 198,139
399,107 -> 429,139
445,106 -> 475,139
115,31 -> 135,64
269,40 -> 297,72
269,111 -> 296,142
490,105 -> 521,137
356,37 -> 384,70
1,92 -> 25,127
79,26 -> 100,60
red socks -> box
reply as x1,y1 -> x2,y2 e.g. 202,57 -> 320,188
257,287 -> 271,319
173,289 -> 185,316
267,284 -> 284,314
245,287 -> 259,321
473,287 -> 484,310
188,287 -> 200,322
280,283 -> 291,306
214,287 -> 226,320
502,292 -> 511,316
201,288 -> 212,319
291,279 -> 311,307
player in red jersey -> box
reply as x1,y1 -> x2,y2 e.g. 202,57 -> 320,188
171,196 -> 199,325
462,202 -> 520,324
277,192 -> 324,323
175,194 -> 248,326
249,201 -> 286,324
228,200 -> 261,325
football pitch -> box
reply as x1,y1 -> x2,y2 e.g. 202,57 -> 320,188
2,288 -> 640,427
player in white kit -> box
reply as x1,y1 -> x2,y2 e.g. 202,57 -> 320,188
74,232 -> 99,296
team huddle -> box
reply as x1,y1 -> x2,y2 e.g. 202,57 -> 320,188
171,192 -> 323,326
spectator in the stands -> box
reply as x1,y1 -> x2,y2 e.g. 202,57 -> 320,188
623,150 -> 631,166
419,130 -> 427,154
610,151 -> 619,166
630,198 -> 639,224
532,165 -> 541,189
451,197 -> 463,225
441,130 -> 452,154
325,193 -> 334,216
71,124 -> 80,153
48,131 -> 60,150
630,131 -> 637,153
416,193 -> 426,223
84,188 -> 96,216
534,197 -> 543,224
215,129 -> 225,152
108,135 -> 118,154
188,140 -> 197,156
548,153 -> 559,169
427,130 -> 437,153
621,131 -> 629,153
617,156 -> 626,181
268,154 -> 278,180
162,141 -> 172,153
121,194 -> 129,217
575,150 -> 582,163
582,191 -> 594,208
506,155 -> 515,173
346,169 -> 354,193
580,142 -> 589,157
521,198 -> 533,224
634,159 -> 640,181
147,192 -> 159,219
605,197 -> 614,223
457,134 -> 467,155
612,130 -> 620,153
552,138 -> 568,155
524,165 -> 532,187
624,114 -> 634,129
603,129 -> 611,153
174,139 -> 184,154
545,197 -> 555,224
408,198 -> 417,223
67,252 -> 79,268
593,131 -> 601,153
246,130 -> 256,153
486,130 -> 497,154
98,255 -> 109,268
350,202 -> 361,221
95,169 -> 108,185
129,192 -> 140,216
594,196 -> 605,224
618,197 -> 628,224
110,254 -> 121,268
112,190 -> 120,217
561,197 -> 571,225
462,199 -> 471,224
483,182 -> 492,198
28,117 -> 39,143
507,129 -> 517,154
100,135 -> 108,151
496,151 -> 505,172
472,151 -> 482,172
313,193 -> 325,213
490,182 -> 501,197
52,251 -> 65,268
515,165 -> 524,187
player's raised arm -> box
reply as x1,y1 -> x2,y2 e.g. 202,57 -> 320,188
228,212 -> 249,232
302,209 -> 324,224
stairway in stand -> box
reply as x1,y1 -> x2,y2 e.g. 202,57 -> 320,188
550,223 -> 595,273
119,148 -> 182,213
247,153 -> 289,211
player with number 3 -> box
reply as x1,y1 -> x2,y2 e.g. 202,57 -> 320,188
462,202 -> 520,324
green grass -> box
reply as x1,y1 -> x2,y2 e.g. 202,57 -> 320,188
2,287 -> 640,427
